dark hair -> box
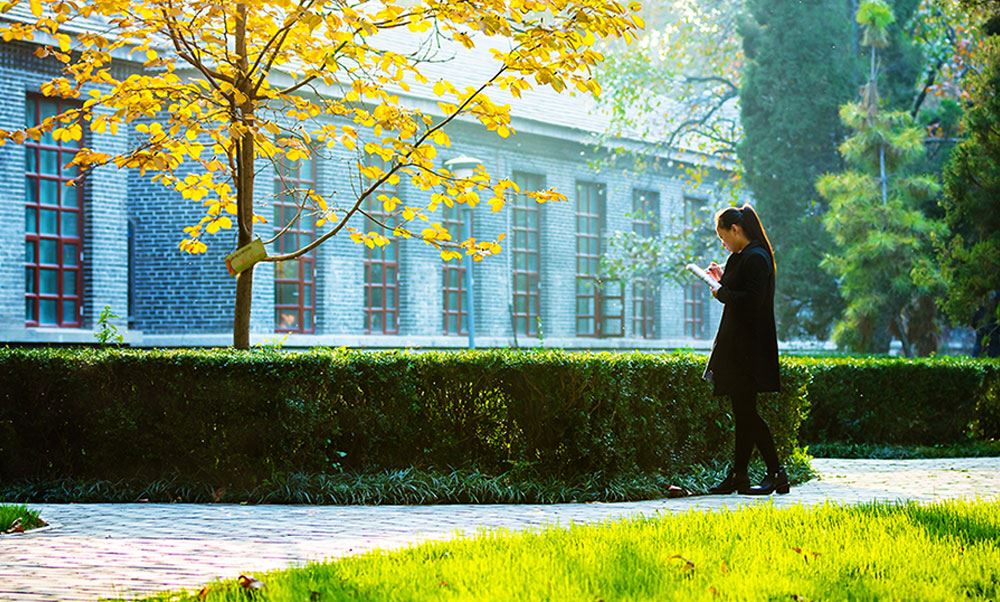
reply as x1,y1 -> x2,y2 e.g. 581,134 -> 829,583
715,204 -> 776,273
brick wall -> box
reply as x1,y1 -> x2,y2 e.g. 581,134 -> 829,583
0,42 -> 727,348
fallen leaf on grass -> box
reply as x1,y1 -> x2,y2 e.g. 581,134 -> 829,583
238,575 -> 265,591
4,518 -> 24,534
791,547 -> 822,562
719,560 -> 729,573
669,554 -> 695,572
667,485 -> 691,498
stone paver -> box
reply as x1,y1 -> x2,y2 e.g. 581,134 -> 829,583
2,458 -> 999,601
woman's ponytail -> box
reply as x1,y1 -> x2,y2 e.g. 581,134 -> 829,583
715,204 -> 776,273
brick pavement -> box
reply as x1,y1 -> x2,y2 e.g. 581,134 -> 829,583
1,458 -> 998,602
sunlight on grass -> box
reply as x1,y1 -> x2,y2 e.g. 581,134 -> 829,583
130,498 -> 1000,601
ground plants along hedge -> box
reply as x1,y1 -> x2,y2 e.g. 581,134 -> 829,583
0,348 -> 809,494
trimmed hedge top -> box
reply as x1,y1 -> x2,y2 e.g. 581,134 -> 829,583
0,348 -> 808,485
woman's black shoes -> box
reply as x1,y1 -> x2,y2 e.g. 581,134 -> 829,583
743,468 -> 790,495
709,470 -> 750,494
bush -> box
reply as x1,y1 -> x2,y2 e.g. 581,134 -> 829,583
790,356 -> 1000,445
0,348 -> 810,488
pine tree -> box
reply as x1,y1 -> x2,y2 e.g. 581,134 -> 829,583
817,0 -> 946,356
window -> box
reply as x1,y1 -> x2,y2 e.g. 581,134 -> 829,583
684,196 -> 710,339
441,202 -> 467,335
632,189 -> 660,339
575,181 -> 623,337
685,283 -> 710,339
511,171 -> 543,337
273,153 -> 317,333
363,181 -> 400,335
24,95 -> 83,327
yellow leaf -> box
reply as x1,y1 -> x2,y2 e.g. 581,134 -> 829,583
29,0 -> 41,17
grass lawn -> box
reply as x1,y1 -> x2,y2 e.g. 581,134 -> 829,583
0,504 -> 46,533
130,498 -> 1000,601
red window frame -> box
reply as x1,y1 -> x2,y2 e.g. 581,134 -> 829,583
575,181 -> 623,338
441,202 -> 467,335
511,171 -> 543,337
273,154 -> 317,333
24,95 -> 84,328
684,283 -> 709,338
632,189 -> 660,339
684,196 -> 709,339
363,194 -> 400,335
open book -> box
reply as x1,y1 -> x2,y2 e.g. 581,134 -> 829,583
685,263 -> 722,291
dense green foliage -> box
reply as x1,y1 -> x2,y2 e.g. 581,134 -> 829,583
133,499 -> 1000,601
792,356 -> 1000,444
939,30 -> 1000,355
0,348 -> 808,488
737,0 -> 856,340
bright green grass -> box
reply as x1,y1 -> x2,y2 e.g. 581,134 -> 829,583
0,504 -> 44,532
128,498 -> 1000,601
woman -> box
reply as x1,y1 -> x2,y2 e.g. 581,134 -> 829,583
703,204 -> 788,495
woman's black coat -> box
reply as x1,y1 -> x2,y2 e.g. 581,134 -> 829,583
703,240 -> 781,396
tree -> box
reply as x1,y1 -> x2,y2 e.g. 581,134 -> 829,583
937,2 -> 1000,355
817,0 -> 946,357
0,0 -> 642,348
592,0 -> 744,195
737,0 -> 857,340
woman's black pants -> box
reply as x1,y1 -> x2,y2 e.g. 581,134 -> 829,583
729,389 -> 780,475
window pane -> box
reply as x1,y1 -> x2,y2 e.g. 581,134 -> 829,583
369,262 -> 383,283
277,261 -> 297,279
26,148 -> 36,172
278,310 -> 299,330
61,212 -> 78,237
39,299 -> 57,324
277,283 -> 299,304
40,150 -> 58,175
39,269 -> 58,294
25,207 -> 36,233
62,271 -> 77,295
303,310 -> 313,329
371,287 -> 383,308
25,241 -> 35,264
62,300 -> 77,324
61,188 -> 78,208
303,284 -> 313,304
25,268 -> 35,293
39,240 -> 57,264
40,209 -> 57,235
63,243 -> 78,266
370,312 -> 383,332
25,298 -> 34,321
63,155 -> 78,177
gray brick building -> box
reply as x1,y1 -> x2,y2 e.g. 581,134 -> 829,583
0,25 -> 731,350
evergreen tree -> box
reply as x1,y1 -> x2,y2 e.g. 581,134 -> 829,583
738,0 -> 857,339
938,5 -> 1000,356
817,0 -> 946,357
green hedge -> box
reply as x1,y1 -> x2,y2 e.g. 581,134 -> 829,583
790,356 -> 1000,445
0,348 -> 809,487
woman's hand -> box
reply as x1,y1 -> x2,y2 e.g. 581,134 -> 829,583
706,261 -> 723,282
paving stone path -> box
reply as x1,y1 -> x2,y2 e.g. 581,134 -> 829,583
2,457 -> 999,601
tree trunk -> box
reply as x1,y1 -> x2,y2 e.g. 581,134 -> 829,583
233,4 -> 255,349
